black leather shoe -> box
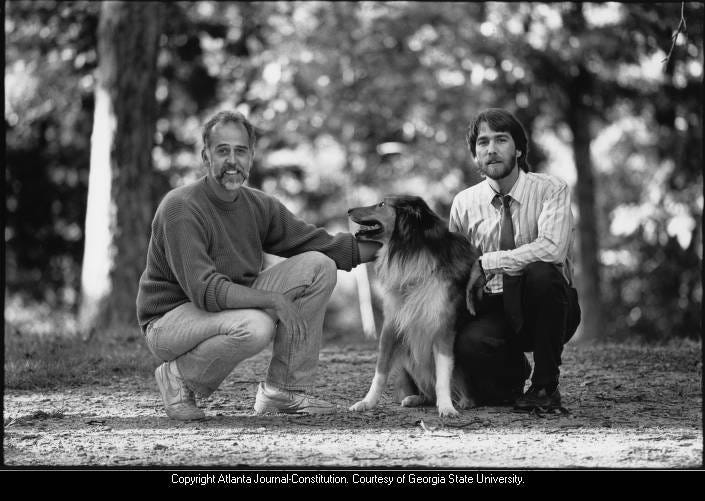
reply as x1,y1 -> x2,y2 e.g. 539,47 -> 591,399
514,385 -> 561,410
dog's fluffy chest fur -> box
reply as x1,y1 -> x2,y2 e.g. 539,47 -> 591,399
375,245 -> 455,374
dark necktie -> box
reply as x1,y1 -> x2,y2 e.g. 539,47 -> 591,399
498,194 -> 515,251
495,193 -> 523,333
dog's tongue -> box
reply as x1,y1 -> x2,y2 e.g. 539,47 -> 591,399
354,223 -> 382,241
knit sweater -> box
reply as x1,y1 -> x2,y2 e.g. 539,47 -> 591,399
136,176 -> 361,333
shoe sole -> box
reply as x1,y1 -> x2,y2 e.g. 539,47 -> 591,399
253,405 -> 337,415
165,409 -> 206,421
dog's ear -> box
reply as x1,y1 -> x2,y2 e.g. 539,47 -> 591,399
395,199 -> 444,239
393,203 -> 420,242
465,259 -> 486,316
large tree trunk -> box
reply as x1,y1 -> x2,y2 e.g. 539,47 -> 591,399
79,2 -> 164,339
567,65 -> 605,342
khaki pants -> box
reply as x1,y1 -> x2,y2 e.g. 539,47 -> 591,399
145,252 -> 337,396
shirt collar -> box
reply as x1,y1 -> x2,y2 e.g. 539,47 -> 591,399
482,181 -> 498,206
509,169 -> 528,205
482,169 -> 528,206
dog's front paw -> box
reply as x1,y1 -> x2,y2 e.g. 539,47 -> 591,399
438,405 -> 460,418
349,399 -> 375,412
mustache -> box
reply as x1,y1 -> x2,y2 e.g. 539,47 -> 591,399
217,164 -> 247,178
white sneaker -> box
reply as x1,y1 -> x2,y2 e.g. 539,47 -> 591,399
155,361 -> 206,421
253,383 -> 338,415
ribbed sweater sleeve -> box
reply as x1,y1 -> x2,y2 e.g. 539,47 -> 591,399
259,193 -> 361,271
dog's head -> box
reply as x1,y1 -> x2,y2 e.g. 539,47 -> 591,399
347,195 -> 445,246
347,197 -> 396,245
348,195 -> 485,316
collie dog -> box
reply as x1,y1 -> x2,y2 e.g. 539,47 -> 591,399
348,196 -> 484,417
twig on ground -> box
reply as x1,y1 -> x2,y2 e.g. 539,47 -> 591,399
444,418 -> 488,429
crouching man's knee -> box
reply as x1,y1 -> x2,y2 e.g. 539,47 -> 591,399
454,321 -> 509,361
301,251 -> 337,293
523,262 -> 564,295
230,310 -> 276,353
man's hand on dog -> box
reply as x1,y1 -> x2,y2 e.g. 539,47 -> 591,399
356,238 -> 383,263
466,259 -> 488,316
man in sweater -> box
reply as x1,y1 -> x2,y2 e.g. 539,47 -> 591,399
137,110 -> 380,420
449,108 -> 581,410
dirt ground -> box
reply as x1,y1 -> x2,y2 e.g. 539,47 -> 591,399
3,340 -> 703,468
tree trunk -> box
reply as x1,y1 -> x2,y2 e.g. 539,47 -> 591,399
567,66 -> 605,342
79,2 -> 164,339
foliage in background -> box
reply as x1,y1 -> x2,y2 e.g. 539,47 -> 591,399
5,1 -> 703,342
5,1 -> 99,306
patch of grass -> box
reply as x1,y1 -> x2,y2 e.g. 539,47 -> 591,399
5,323 -> 157,390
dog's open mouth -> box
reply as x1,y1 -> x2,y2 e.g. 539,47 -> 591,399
352,219 -> 383,239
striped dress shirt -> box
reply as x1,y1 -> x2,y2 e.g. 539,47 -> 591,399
449,170 -> 576,294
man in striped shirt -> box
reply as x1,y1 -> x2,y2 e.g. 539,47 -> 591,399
450,108 -> 581,410
137,111 -> 380,420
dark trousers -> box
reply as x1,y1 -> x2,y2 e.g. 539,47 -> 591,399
454,262 -> 581,403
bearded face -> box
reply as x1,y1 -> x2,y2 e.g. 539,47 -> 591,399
474,121 -> 520,181
203,121 -> 253,195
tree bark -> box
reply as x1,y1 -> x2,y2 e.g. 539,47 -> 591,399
79,2 -> 164,339
567,66 -> 605,342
